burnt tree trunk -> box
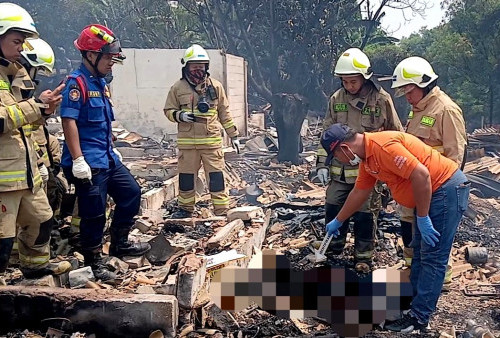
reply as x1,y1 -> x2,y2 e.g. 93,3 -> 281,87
272,93 -> 309,164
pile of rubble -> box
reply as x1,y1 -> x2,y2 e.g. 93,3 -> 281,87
1,121 -> 499,338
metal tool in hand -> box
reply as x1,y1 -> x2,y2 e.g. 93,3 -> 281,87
314,232 -> 333,263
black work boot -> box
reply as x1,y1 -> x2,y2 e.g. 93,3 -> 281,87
82,246 -> 116,281
109,228 -> 151,258
169,208 -> 193,219
0,238 -> 14,284
0,238 -> 15,273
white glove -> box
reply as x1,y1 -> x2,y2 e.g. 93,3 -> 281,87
38,164 -> 49,183
113,148 -> 123,162
179,111 -> 195,123
72,156 -> 92,180
231,137 -> 240,153
316,167 -> 330,186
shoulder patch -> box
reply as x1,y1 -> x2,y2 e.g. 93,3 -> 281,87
334,103 -> 348,112
88,91 -> 101,98
420,115 -> 436,127
69,88 -> 81,101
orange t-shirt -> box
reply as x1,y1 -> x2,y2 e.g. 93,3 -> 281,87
354,131 -> 458,208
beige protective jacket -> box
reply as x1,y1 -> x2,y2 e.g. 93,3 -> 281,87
318,82 -> 403,183
0,58 -> 44,192
406,86 -> 467,165
164,77 -> 238,150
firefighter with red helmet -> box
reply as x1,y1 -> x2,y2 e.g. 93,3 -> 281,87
60,24 -> 150,281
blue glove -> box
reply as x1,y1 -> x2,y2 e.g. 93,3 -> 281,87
416,215 -> 440,247
326,218 -> 343,237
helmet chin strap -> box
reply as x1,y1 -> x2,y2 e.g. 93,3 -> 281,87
84,52 -> 106,78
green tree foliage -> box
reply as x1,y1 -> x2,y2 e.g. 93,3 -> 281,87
368,0 -> 500,130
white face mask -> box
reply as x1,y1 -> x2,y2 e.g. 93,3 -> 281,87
340,145 -> 362,166
349,154 -> 362,166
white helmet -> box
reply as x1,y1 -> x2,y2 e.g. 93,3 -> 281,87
181,44 -> 209,65
21,38 -> 55,75
391,56 -> 438,96
334,48 -> 372,79
0,3 -> 38,38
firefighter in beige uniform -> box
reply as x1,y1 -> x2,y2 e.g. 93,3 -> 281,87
20,38 -> 68,215
164,44 -> 239,218
315,48 -> 403,272
391,56 -> 467,284
0,3 -> 68,282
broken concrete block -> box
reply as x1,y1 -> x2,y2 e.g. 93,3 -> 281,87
227,206 -> 265,222
69,266 -> 95,288
146,265 -> 171,281
20,275 -> 56,287
202,302 -> 235,331
136,285 -> 156,294
0,287 -> 178,337
176,254 -> 207,309
207,219 -> 244,249
141,209 -> 165,225
107,257 -> 129,274
146,235 -> 180,265
54,271 -> 70,287
171,234 -> 198,251
123,256 -> 149,269
117,147 -> 145,158
140,187 -> 167,210
153,275 -> 177,295
134,219 -> 152,233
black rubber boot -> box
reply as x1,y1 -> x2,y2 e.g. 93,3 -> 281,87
109,228 -> 151,258
0,238 -> 15,273
82,246 -> 116,281
353,212 -> 375,273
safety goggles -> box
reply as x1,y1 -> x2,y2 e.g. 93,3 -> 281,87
394,84 -> 417,98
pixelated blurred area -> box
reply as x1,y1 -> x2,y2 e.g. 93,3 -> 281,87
210,250 -> 412,337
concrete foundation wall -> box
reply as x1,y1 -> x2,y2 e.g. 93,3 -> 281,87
111,48 -> 247,141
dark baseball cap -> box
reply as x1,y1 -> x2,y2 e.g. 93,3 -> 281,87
320,123 -> 352,165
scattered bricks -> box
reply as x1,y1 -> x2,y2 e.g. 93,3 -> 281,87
146,235 -> 180,265
136,285 -> 156,294
153,275 -> 177,295
134,219 -> 152,233
176,254 -> 207,309
141,187 -> 167,210
69,266 -> 95,288
227,206 -> 264,222
0,287 -> 178,337
107,257 -> 129,274
207,219 -> 245,249
162,176 -> 179,204
20,275 -> 56,287
123,256 -> 149,269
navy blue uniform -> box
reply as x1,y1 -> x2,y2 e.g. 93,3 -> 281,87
61,64 -> 140,248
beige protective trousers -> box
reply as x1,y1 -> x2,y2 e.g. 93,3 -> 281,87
177,148 -> 229,215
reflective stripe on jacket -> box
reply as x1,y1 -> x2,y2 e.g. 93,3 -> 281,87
164,77 -> 238,150
0,58 -> 44,192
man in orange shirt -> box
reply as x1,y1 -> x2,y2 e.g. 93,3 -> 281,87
320,123 -> 470,333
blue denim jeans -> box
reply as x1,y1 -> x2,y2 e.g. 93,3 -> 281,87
410,170 -> 470,324
64,161 -> 141,248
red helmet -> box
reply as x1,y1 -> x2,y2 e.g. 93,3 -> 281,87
74,24 -> 122,55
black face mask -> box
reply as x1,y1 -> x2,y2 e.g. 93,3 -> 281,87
104,72 -> 113,84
